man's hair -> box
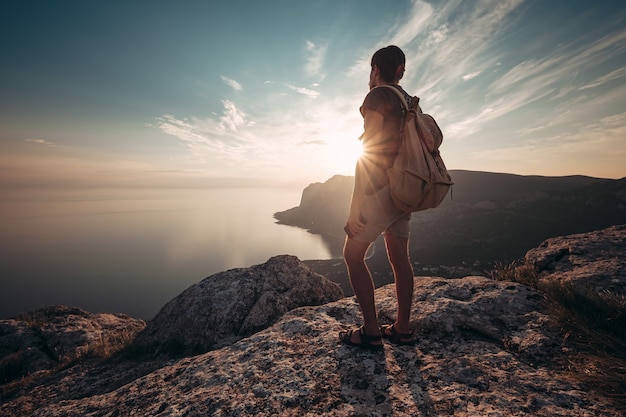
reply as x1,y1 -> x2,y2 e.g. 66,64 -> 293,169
371,45 -> 406,83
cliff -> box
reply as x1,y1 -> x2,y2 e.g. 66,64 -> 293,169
275,171 -> 626,273
1,227 -> 625,416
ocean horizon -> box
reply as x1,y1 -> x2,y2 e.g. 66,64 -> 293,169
0,187 -> 336,320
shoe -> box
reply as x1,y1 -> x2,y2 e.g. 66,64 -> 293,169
380,324 -> 416,346
339,326 -> 384,351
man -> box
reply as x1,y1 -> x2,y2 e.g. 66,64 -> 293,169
339,45 -> 416,350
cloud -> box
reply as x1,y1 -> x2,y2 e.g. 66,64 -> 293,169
156,102 -> 253,169
409,0 -> 524,73
220,76 -> 243,91
365,0 -> 625,179
25,138 -> 56,147
462,71 -> 482,81
286,84 -> 320,98
426,24 -> 449,47
153,79 -> 366,183
470,27 -> 626,134
343,0 -> 525,95
302,139 -> 327,145
304,40 -> 327,79
153,95 -> 349,180
579,67 -> 626,90
395,0 -> 626,155
157,0 -> 626,182
485,21 -> 626,99
470,111 -> 626,178
218,100 -> 253,131
389,0 -> 434,46
159,1 -> 537,181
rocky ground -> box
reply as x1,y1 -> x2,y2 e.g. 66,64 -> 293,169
1,226 -> 624,416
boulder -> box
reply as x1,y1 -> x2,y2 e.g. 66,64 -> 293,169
525,224 -> 626,295
0,306 -> 145,384
132,255 -> 344,356
19,276 -> 620,417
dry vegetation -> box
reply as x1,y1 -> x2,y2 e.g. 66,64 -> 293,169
489,261 -> 626,411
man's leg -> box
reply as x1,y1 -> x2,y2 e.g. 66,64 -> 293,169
343,237 -> 381,340
384,233 -> 414,334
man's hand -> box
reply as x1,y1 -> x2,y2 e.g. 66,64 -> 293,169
345,216 -> 366,239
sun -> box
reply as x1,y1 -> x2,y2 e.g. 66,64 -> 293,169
325,133 -> 363,175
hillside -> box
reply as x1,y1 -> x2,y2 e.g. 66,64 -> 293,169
275,171 -> 626,293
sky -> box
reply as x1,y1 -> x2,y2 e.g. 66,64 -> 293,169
1,0 -> 625,192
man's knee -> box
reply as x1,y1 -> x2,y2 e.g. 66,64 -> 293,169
385,234 -> 410,264
343,238 -> 369,265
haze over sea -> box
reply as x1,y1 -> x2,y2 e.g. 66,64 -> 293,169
2,3 -> 624,321
0,187 -> 333,320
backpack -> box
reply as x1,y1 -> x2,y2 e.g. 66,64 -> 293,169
380,85 -> 453,212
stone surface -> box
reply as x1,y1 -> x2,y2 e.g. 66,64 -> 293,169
525,224 -> 626,295
4,276 -> 619,417
0,306 -> 145,384
2,230 -> 624,416
132,255 -> 344,356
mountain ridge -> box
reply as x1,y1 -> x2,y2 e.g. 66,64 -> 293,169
275,170 -> 626,294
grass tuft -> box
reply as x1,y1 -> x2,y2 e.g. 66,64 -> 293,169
489,261 -> 626,410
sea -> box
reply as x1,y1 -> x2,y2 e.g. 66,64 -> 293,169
0,187 -> 336,320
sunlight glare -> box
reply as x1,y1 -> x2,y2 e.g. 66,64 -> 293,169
327,134 -> 363,175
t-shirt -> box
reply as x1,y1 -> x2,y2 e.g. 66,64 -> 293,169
358,85 -> 410,193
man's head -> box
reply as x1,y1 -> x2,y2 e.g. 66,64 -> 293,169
370,45 -> 405,87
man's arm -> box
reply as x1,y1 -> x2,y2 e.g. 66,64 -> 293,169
346,109 -> 385,237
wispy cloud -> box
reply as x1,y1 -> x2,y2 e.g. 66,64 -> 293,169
156,0 -> 626,182
389,0 -> 434,46
305,40 -> 327,79
156,103 -> 252,169
469,27 -> 626,138
407,0 -> 524,83
157,0 -> 536,180
218,100 -> 253,131
220,75 -> 243,91
286,84 -> 320,98
361,0 -> 625,178
579,67 -> 626,90
25,138 -> 56,147
302,139 -> 327,145
462,71 -> 482,81
471,111 -> 626,177
154,82 -> 364,181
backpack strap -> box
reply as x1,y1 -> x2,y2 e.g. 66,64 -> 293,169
378,85 -> 421,113
378,85 -> 417,141
379,85 -> 443,152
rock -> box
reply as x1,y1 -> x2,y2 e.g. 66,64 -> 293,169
525,224 -> 626,295
0,306 -> 145,384
132,255 -> 344,356
2,229 -> 624,416
12,276 -> 619,417
274,174 -> 353,237
274,175 -> 354,257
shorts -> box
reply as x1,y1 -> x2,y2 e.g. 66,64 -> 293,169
350,185 -> 411,243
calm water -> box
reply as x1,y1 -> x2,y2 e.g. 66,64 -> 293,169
0,188 -> 335,320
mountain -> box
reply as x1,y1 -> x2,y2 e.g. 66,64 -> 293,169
275,171 -> 626,293
1,226 -> 624,416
